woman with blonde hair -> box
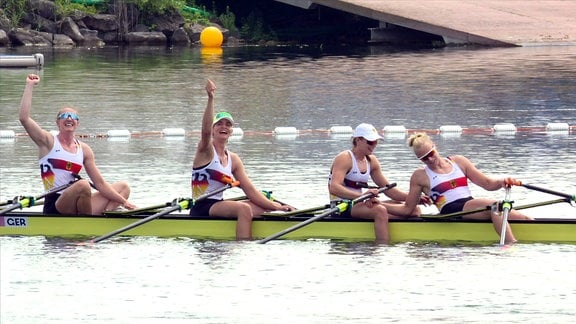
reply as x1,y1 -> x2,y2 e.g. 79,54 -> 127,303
396,132 -> 532,244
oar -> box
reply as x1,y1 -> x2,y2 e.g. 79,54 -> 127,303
0,181 -> 77,216
520,183 -> 576,202
258,183 -> 397,244
88,181 -> 240,244
499,186 -> 513,245
107,192 -> 251,216
262,204 -> 330,217
103,202 -> 170,215
421,198 -> 568,219
1,198 -> 45,208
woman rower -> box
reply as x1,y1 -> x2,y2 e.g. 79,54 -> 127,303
189,80 -> 295,240
396,132 -> 533,244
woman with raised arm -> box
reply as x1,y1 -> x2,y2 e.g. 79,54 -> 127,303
19,74 -> 136,215
190,80 -> 295,240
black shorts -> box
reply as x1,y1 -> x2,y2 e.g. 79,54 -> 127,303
43,193 -> 62,215
189,198 -> 221,217
440,197 -> 473,215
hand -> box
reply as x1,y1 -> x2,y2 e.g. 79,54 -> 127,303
276,203 -> 296,212
364,197 -> 380,208
205,79 -> 216,97
122,201 -> 137,210
26,74 -> 40,85
503,177 -> 522,188
419,195 -> 433,206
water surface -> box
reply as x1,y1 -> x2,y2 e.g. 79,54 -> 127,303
1,44 -> 576,323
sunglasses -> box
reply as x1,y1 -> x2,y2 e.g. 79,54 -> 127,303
364,138 -> 378,146
57,112 -> 79,121
418,146 -> 436,161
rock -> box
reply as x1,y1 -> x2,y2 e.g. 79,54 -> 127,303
100,31 -> 120,44
80,29 -> 105,47
0,29 -> 9,46
148,10 -> 184,35
27,0 -> 59,21
82,14 -> 118,32
186,23 -> 207,43
0,11 -> 10,30
51,33 -> 75,47
22,13 -> 58,33
133,24 -> 149,33
171,28 -> 190,45
124,32 -> 167,46
8,28 -> 52,46
60,17 -> 84,43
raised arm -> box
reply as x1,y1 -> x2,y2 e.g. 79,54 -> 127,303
193,79 -> 217,168
19,74 -> 53,155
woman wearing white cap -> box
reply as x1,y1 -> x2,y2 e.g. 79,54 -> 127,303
190,80 -> 295,240
328,123 -> 424,244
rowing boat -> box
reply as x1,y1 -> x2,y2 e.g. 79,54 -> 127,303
1,200 -> 575,244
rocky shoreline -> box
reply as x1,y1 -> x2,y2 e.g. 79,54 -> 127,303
0,0 -> 237,48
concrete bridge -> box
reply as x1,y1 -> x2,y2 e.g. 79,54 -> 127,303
275,0 -> 576,46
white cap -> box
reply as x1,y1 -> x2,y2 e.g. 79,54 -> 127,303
353,123 -> 382,141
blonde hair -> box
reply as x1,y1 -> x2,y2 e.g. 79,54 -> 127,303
407,133 -> 431,150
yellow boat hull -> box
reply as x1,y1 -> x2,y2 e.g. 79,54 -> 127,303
1,213 -> 575,244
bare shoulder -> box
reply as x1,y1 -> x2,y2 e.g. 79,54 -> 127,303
229,151 -> 244,167
367,154 -> 381,167
81,141 -> 95,158
411,167 -> 428,182
333,150 -> 352,163
450,154 -> 474,171
450,154 -> 471,163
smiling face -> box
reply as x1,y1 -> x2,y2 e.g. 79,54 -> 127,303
212,118 -> 234,139
56,108 -> 79,132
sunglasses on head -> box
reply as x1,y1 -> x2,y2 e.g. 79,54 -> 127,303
418,146 -> 436,161
57,112 -> 79,121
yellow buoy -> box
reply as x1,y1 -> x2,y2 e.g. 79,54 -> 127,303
200,27 -> 223,47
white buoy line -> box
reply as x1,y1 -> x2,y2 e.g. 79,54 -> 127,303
0,123 -> 573,140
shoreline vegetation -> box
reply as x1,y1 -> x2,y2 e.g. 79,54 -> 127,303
1,0 -> 387,49
0,0 -> 283,48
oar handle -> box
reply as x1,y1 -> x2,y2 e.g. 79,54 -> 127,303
258,183 -> 397,244
0,178 -> 82,216
499,186 -> 513,245
258,204 -> 343,244
192,181 -> 240,204
351,183 -> 397,205
521,183 -> 575,201
88,182 -> 239,244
